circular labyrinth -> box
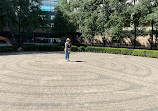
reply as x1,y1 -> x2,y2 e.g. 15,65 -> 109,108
0,52 -> 158,111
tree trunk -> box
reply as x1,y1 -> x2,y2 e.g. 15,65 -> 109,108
103,38 -> 106,47
151,20 -> 154,50
133,25 -> 136,49
91,38 -> 93,46
80,35 -> 83,44
7,22 -> 16,44
156,30 -> 158,49
117,41 -> 119,48
91,41 -> 93,46
134,0 -> 136,5
0,25 -> 3,36
21,27 -> 25,45
133,0 -> 136,49
0,12 -> 3,36
72,33 -> 75,44
0,18 -> 3,36
102,34 -> 106,47
111,41 -> 113,47
18,6 -> 22,47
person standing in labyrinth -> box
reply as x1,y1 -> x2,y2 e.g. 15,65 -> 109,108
65,38 -> 72,62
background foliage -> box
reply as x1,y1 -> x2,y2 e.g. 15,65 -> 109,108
55,0 -> 158,49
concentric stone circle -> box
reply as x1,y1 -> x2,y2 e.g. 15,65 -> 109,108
0,52 -> 158,111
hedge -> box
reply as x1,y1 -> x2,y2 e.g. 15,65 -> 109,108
0,46 -> 18,52
22,45 -> 64,51
0,45 -> 65,52
0,45 -> 158,58
71,46 -> 158,58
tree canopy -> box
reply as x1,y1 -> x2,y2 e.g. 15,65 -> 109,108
55,0 -> 158,48
0,0 -> 49,45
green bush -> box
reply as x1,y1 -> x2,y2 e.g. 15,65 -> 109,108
79,46 -> 86,52
121,49 -> 133,55
0,46 -> 17,52
22,45 -> 64,51
71,46 -> 78,52
86,47 -> 122,54
152,51 -> 158,58
71,46 -> 158,58
2,45 -> 154,58
145,50 -> 158,58
86,47 -> 105,53
131,50 -> 147,57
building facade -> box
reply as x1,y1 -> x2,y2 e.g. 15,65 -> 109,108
41,0 -> 58,20
31,0 -> 60,45
41,0 -> 58,12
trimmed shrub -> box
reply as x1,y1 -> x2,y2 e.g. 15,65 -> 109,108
73,46 -> 158,58
152,51 -> 158,58
78,46 -> 86,52
71,46 -> 79,52
131,50 -> 147,57
0,46 -> 17,52
121,49 -> 133,55
108,48 -> 121,54
145,50 -> 158,58
22,45 -> 64,51
86,47 -> 105,53
19,45 -> 158,58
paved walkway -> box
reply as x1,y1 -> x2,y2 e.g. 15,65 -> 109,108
0,52 -> 158,111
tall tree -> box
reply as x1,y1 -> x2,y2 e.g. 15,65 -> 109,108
72,0 -> 110,45
139,0 -> 158,49
11,0 -> 47,46
96,0 -> 111,46
128,0 -> 142,49
52,0 -> 77,36
0,0 -> 48,46
57,0 -> 129,46
0,0 -> 16,36
107,0 -> 128,47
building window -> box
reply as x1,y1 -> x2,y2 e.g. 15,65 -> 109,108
41,0 -> 58,12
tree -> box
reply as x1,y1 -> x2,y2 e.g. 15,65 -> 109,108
56,0 -> 129,46
127,0 -> 142,49
11,0 -> 47,46
52,0 -> 78,44
96,0 -> 111,46
52,1 -> 77,36
0,0 -> 16,36
0,0 -> 48,46
107,0 -> 128,47
80,12 -> 98,45
72,0 -> 110,45
0,0 -> 8,34
138,0 -> 158,49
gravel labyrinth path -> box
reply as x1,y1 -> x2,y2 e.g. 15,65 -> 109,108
0,52 -> 158,111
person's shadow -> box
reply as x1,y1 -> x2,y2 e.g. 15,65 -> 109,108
70,61 -> 85,63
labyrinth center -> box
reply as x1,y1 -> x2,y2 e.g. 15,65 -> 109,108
0,52 -> 158,111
